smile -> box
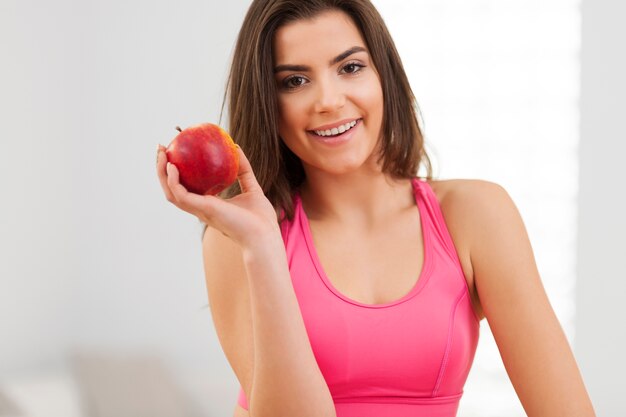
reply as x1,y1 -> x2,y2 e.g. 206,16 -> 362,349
313,120 -> 359,137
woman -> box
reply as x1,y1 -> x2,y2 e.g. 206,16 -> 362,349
156,0 -> 595,416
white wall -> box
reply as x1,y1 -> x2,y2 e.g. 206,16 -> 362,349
1,0 -> 86,372
576,1 -> 626,416
1,1 -> 249,415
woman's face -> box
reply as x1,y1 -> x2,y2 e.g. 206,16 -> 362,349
273,10 -> 384,176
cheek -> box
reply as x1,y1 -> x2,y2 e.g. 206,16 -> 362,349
355,78 -> 384,115
277,101 -> 303,153
277,97 -> 303,131
358,78 -> 384,144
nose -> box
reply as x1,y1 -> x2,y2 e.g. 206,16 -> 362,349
313,77 -> 345,113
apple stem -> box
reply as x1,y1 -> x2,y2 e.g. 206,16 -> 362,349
175,126 -> 182,132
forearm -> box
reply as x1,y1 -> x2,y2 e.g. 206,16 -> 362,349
243,234 -> 336,417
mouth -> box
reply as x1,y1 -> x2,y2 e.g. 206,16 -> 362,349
308,118 -> 362,138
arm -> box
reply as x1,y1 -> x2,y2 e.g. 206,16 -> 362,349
157,146 -> 336,417
203,227 -> 336,417
463,180 -> 595,416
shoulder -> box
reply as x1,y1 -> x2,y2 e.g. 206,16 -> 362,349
201,227 -> 255,406
202,224 -> 247,264
425,178 -> 517,238
201,226 -> 248,302
426,178 -> 509,208
428,178 -> 534,282
424,179 -> 522,320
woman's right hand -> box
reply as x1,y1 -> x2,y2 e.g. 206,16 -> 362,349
156,144 -> 281,249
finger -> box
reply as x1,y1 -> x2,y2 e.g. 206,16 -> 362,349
165,161 -> 188,201
156,146 -> 175,202
165,161 -> 231,222
235,146 -> 264,194
165,162 -> 207,208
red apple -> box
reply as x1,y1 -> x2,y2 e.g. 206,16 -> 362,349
165,123 -> 239,195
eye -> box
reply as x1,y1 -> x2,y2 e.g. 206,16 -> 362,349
282,75 -> 308,90
341,62 -> 365,74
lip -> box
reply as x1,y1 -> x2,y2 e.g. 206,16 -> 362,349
307,118 -> 361,146
309,118 -> 361,132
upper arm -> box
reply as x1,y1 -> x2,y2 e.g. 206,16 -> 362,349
463,180 -> 594,416
202,226 -> 254,406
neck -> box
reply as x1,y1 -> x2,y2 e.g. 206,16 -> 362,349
298,168 -> 416,227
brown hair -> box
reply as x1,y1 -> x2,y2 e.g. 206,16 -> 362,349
220,0 -> 432,222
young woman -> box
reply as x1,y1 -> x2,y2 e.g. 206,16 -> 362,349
156,1 -> 595,416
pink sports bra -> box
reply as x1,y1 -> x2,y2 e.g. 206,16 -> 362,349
237,178 -> 480,417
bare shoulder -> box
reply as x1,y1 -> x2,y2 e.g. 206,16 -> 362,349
201,221 -> 251,321
426,178 -> 508,204
202,227 -> 255,411
202,225 -> 248,295
202,224 -> 243,261
429,178 -> 541,296
424,178 -> 515,321
426,178 -> 522,253
426,179 -> 515,229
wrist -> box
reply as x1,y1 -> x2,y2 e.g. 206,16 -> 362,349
241,229 -> 285,259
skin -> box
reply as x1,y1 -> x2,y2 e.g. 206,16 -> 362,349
157,9 -> 595,417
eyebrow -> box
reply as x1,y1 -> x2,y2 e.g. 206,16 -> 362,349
273,46 -> 368,74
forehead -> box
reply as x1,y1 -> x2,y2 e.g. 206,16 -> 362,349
273,10 -> 366,63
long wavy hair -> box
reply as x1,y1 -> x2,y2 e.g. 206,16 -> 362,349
219,0 -> 432,222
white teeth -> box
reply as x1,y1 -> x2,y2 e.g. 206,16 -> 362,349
314,120 -> 357,137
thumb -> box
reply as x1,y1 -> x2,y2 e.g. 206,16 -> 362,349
235,146 -> 263,194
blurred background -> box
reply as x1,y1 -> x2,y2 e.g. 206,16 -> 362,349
0,0 -> 624,416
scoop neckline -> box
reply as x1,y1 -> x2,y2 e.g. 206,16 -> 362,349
296,177 -> 434,309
